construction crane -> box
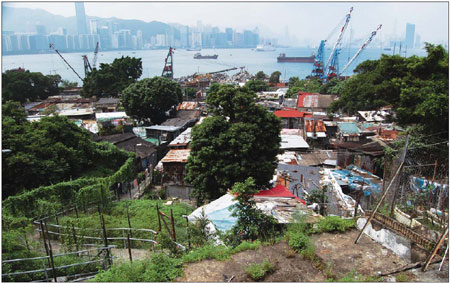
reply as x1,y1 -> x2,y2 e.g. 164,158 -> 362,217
339,24 -> 382,76
324,6 -> 353,80
310,40 -> 326,77
82,42 -> 100,77
162,47 -> 174,79
49,43 -> 83,81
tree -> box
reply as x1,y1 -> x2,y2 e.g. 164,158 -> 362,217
255,71 -> 267,81
1,113 -> 128,199
82,56 -> 142,97
269,71 -> 282,84
120,77 -> 182,124
2,100 -> 27,124
245,79 -> 268,92
288,76 -> 299,87
186,84 -> 281,203
227,177 -> 278,246
328,43 -> 448,134
2,69 -> 61,103
60,79 -> 78,89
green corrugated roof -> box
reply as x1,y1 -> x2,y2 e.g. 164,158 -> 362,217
338,122 -> 360,134
145,137 -> 160,146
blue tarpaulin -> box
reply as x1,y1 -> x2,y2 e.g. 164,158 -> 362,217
410,176 -> 449,197
332,166 -> 381,196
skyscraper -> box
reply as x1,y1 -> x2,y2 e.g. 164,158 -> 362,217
405,23 -> 415,49
75,2 -> 88,35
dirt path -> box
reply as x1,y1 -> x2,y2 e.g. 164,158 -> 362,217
311,228 -> 409,277
178,241 -> 326,282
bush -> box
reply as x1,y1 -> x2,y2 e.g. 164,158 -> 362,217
232,240 -> 261,254
245,259 -> 275,281
93,252 -> 182,282
317,216 -> 355,233
181,244 -> 231,263
288,232 -> 309,252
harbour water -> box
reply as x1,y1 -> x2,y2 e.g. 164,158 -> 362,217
2,47 -> 427,85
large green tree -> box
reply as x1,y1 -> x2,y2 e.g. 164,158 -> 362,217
329,43 -> 448,134
120,76 -> 182,124
269,71 -> 282,84
185,84 -> 281,203
245,79 -> 268,92
2,69 -> 61,103
82,56 -> 142,98
2,105 -> 126,198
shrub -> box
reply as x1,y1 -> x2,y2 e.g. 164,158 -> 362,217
317,216 -> 355,233
232,240 -> 261,254
93,252 -> 182,282
288,232 -> 309,252
181,244 -> 231,263
245,259 -> 275,281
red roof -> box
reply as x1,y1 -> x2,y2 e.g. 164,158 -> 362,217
274,109 -> 305,118
255,184 -> 306,204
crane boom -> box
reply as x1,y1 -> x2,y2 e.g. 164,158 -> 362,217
92,41 -> 99,69
49,43 -> 83,81
339,24 -> 382,76
325,7 -> 353,72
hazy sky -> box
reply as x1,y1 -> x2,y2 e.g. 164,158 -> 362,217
4,1 -> 449,45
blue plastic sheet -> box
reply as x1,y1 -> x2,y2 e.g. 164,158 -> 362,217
207,206 -> 238,231
410,176 -> 449,197
332,167 -> 381,196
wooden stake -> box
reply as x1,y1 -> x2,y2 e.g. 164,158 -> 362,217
390,171 -> 403,217
382,158 -> 387,193
40,220 -> 50,257
156,204 -> 162,232
422,226 -> 449,272
44,222 -> 57,282
75,206 -> 79,218
170,208 -> 176,242
100,214 -> 111,267
126,202 -> 133,238
71,223 -> 78,253
127,234 -> 133,262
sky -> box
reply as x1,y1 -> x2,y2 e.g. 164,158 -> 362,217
3,1 -> 449,46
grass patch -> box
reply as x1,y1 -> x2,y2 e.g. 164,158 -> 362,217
245,259 -> 275,281
92,252 -> 182,282
316,216 -> 355,233
329,270 -> 383,282
181,244 -> 231,263
232,240 -> 261,254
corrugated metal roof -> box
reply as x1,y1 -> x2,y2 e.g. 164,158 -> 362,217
161,149 -> 191,163
338,122 -> 360,135
177,101 -> 199,110
95,112 -> 128,120
169,127 -> 192,147
274,109 -> 305,118
145,125 -> 181,132
305,119 -> 326,133
280,135 -> 309,149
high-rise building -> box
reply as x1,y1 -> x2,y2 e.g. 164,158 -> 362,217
75,2 -> 88,35
415,34 -> 421,49
90,19 -> 98,34
405,23 -> 415,49
36,25 -> 47,35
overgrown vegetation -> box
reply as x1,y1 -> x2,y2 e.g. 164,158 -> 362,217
93,252 -> 183,282
245,259 -> 275,281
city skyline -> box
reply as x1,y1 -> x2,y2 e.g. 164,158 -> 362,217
3,1 -> 448,46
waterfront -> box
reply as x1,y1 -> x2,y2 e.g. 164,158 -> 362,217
2,46 -> 427,85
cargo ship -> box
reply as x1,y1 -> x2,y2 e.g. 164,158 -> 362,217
194,53 -> 218,59
277,53 -> 315,63
255,43 -> 276,52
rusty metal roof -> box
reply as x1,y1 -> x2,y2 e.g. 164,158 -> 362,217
177,101 -> 199,110
161,149 -> 191,163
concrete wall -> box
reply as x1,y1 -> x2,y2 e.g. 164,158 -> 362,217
357,217 -> 412,261
165,184 -> 193,199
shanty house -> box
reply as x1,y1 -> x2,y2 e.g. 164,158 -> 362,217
296,92 -> 337,112
161,149 -> 193,199
274,109 -> 306,129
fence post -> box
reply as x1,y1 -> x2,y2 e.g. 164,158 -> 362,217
127,234 -> 133,262
44,222 -> 57,282
123,230 -> 127,248
156,204 -> 161,232
40,220 -> 50,258
75,206 -> 79,219
41,258 -> 49,281
100,214 -> 111,267
126,202 -> 133,239
170,208 -> 176,242
71,223 -> 78,253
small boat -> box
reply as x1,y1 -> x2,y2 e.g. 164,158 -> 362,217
194,53 -> 218,59
255,43 -> 276,52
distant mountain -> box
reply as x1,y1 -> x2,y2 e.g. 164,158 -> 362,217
2,6 -> 177,38
2,6 -> 77,34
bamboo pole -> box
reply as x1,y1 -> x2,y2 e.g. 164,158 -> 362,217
422,226 -> 448,272
126,202 -> 132,238
156,204 -> 162,232
170,208 -> 176,242
127,234 -> 133,262
44,222 -> 57,282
